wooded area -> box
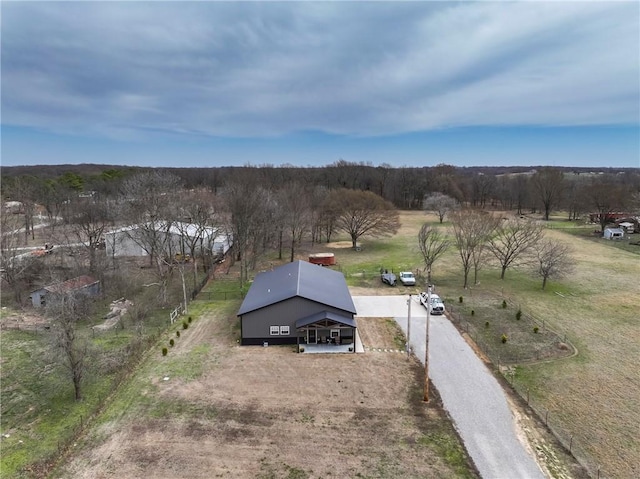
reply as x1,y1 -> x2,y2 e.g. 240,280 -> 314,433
2,162 -> 639,309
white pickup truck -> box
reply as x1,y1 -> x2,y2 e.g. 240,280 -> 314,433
398,271 -> 416,286
419,292 -> 446,315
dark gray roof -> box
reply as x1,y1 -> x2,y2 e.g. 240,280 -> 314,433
295,311 -> 356,329
237,260 -> 356,316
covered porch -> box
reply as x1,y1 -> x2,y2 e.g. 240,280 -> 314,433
295,311 -> 358,354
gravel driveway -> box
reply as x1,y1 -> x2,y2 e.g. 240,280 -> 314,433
353,295 -> 545,479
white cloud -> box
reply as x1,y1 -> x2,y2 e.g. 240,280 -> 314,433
1,1 -> 638,139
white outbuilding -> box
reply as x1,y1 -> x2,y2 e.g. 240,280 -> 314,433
603,227 -> 625,240
104,222 -> 232,258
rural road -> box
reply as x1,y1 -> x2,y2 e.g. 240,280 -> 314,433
353,295 -> 546,479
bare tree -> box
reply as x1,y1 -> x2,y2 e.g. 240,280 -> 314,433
417,224 -> 450,285
46,290 -> 93,401
470,173 -> 496,208
325,189 -> 400,248
173,188 -> 221,288
470,236 -> 492,287
36,179 -> 69,234
120,171 -> 183,304
450,209 -> 497,289
534,239 -> 573,290
588,178 -> 628,232
65,196 -> 112,274
278,183 -> 312,262
512,174 -> 531,216
223,182 -> 272,285
423,193 -> 459,223
309,186 -> 331,245
531,167 -> 565,220
0,212 -> 43,305
8,176 -> 40,243
487,218 -> 544,280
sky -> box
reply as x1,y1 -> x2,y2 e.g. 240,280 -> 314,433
1,1 -> 639,169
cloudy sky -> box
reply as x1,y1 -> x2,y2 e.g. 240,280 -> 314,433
2,1 -> 639,168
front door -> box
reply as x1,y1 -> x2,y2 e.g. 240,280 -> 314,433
308,329 -> 317,344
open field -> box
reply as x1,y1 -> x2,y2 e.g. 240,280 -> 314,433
53,300 -> 476,479
508,229 -> 640,479
309,211 -> 640,478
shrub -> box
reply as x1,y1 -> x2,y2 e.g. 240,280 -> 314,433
348,347 -> 353,352
501,300 -> 507,309
188,316 -> 193,323
176,330 -> 180,337
169,339 -> 175,347
459,296 -> 464,303
299,347 -> 305,353
471,310 -> 475,316
516,309 -> 522,320
533,326 -> 539,334
501,334 -> 508,344
485,321 -> 490,328
162,347 -> 168,356
183,322 -> 189,330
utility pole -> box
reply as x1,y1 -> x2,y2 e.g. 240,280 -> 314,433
406,294 -> 412,359
424,285 -> 431,402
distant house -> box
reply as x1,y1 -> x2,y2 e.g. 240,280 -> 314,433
29,275 -> 100,308
603,228 -> 625,240
104,222 -> 232,259
237,260 -> 357,352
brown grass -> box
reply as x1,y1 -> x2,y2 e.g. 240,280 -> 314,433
57,300 -> 476,479
512,229 -> 640,478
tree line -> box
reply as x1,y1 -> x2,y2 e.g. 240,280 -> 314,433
3,161 -> 639,213
2,163 -> 639,303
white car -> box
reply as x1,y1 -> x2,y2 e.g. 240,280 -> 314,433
419,292 -> 446,315
398,271 -> 416,286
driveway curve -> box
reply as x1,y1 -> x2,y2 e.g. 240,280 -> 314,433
353,295 -> 545,479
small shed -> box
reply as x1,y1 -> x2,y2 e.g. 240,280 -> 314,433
308,253 -> 336,266
603,228 -> 624,240
30,275 -> 100,308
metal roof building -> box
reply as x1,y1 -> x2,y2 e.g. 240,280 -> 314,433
238,260 -> 357,352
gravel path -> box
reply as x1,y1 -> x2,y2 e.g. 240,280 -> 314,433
353,295 -> 545,479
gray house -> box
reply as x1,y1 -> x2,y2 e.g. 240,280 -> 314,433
238,260 -> 357,351
29,275 -> 100,308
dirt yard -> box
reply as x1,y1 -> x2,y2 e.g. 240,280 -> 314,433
56,303 -> 476,479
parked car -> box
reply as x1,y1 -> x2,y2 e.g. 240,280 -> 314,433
380,269 -> 397,286
419,292 -> 446,315
398,271 -> 416,286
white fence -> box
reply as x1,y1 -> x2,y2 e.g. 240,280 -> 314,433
169,303 -> 184,324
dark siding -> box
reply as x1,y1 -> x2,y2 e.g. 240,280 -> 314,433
240,296 -> 354,343
241,337 -> 297,346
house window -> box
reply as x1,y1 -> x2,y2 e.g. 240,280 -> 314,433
270,326 -> 280,336
280,326 -> 290,336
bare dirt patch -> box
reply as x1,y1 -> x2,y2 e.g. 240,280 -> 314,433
59,305 -> 476,479
0,307 -> 49,331
325,240 -> 354,249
